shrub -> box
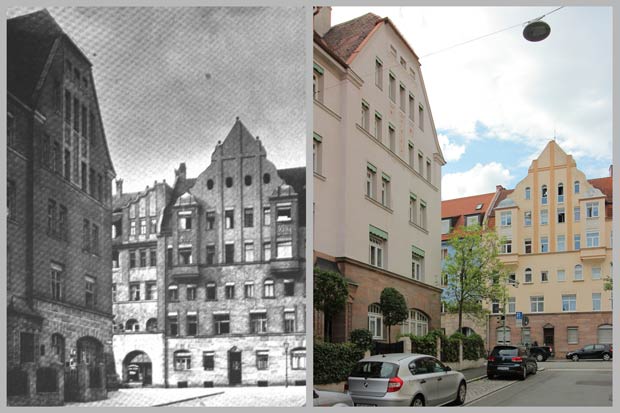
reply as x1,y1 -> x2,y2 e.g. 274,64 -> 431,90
314,340 -> 365,385
350,329 -> 374,351
462,333 -> 485,360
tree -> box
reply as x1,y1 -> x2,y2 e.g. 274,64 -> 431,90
314,267 -> 349,342
380,287 -> 408,345
442,224 -> 508,332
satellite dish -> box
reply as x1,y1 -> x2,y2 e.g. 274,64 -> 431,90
523,20 -> 551,42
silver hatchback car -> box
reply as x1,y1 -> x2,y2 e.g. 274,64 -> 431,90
346,353 -> 467,407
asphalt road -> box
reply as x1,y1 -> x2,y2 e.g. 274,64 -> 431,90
468,360 -> 612,406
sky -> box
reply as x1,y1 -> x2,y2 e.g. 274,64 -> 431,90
8,7 -> 306,193
331,6 -> 613,200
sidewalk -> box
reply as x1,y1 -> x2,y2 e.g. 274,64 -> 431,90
64,388 -> 224,407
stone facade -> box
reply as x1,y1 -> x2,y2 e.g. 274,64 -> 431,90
7,10 -> 115,405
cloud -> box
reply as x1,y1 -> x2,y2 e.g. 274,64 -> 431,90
438,134 -> 466,162
442,162 -> 513,200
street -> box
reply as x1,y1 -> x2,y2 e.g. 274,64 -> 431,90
468,361 -> 612,406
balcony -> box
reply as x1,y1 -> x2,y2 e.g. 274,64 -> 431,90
498,253 -> 519,267
269,258 -> 301,276
580,247 -> 607,262
169,264 -> 200,282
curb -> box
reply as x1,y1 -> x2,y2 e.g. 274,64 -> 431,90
464,367 -> 546,405
151,391 -> 225,407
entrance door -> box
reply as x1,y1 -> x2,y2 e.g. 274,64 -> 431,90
228,349 -> 242,385
543,327 -> 554,348
64,367 -> 79,402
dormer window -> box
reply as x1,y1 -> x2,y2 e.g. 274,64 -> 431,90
178,211 -> 192,230
276,204 -> 292,222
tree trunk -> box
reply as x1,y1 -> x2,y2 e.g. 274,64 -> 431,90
458,300 -> 463,333
388,325 -> 391,345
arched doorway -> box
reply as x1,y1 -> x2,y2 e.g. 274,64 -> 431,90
76,336 -> 103,365
123,351 -> 152,385
228,346 -> 242,386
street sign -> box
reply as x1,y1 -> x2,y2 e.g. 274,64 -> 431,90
515,311 -> 523,328
516,312 -> 523,320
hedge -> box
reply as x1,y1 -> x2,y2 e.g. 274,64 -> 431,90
314,340 -> 365,385
402,330 -> 486,362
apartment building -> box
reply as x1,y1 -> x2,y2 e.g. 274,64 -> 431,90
111,118 -> 306,387
313,7 -> 445,343
7,10 -> 115,405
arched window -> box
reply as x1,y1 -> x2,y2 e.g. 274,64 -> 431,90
126,319 -> 140,332
207,179 -> 214,190
541,185 -> 548,204
574,264 -> 583,280
368,303 -> 383,339
290,347 -> 306,370
496,326 -> 511,344
401,309 -> 429,336
557,183 -> 564,203
146,318 -> 158,332
524,268 -> 532,283
597,324 -> 612,344
263,279 -> 274,298
525,187 -> 531,200
244,175 -> 252,186
225,177 -> 233,188
263,173 -> 271,184
574,180 -> 580,194
51,333 -> 65,363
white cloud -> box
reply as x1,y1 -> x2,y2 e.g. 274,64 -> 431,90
442,162 -> 513,200
438,134 -> 466,162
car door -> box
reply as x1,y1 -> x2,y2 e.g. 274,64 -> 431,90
429,358 -> 459,405
594,344 -> 605,359
582,345 -> 595,359
409,358 -> 440,406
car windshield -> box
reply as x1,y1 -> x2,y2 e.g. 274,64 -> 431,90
350,361 -> 399,378
492,348 -> 519,357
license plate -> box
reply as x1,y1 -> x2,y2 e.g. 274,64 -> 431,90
498,367 -> 509,371
355,403 -> 377,407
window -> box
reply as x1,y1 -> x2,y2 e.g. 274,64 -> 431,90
207,179 -> 214,190
524,239 -> 532,254
586,202 -> 599,218
501,239 -> 512,254
225,209 -> 234,229
313,135 -> 322,174
496,327 -> 511,345
112,283 -> 117,302
388,125 -> 395,152
466,215 -> 479,227
574,234 -> 581,250
244,174 -> 252,186
574,264 -> 583,280
368,303 -> 383,339
150,218 -> 157,234
284,280 -> 295,296
203,352 -> 215,371
530,296 -> 544,313
126,319 -> 139,332
540,236 -> 548,253
206,282 -> 216,301
525,187 -> 531,200
276,241 -> 292,258
186,284 -> 197,301
250,312 -> 267,334
129,250 -> 136,268
541,185 -> 548,204
256,351 -> 269,370
48,199 -> 57,236
129,283 -> 140,301
263,242 -> 271,261
557,235 -> 566,252
375,57 -> 383,89
186,313 -> 197,336
500,211 -> 512,227
85,276 -> 95,309
313,63 -> 324,102
586,231 -> 599,248
508,273 -> 517,285
366,165 -> 376,198
7,112 -> 16,146
408,94 -> 415,121
263,207 -> 271,226
557,269 -> 565,282
380,175 -> 390,207
426,159 -> 431,182
244,282 -> 254,298
20,332 -> 35,363
277,204 -> 292,222
374,112 -> 382,140
508,297 -> 516,314
441,219 -> 451,235
291,349 -> 306,370
81,162 -> 88,191
524,268 -> 532,283
140,219 -> 147,234
263,173 -> 271,184
592,267 -> 601,280
264,279 -> 275,298
541,271 -> 549,283
149,248 -> 156,266
418,105 -> 424,130
64,149 -> 71,180
562,295 -> 576,312
145,282 -> 157,300
557,207 -> 565,223
284,310 -> 296,333
567,327 -> 579,344
214,314 -> 230,334
592,293 -> 601,311
409,195 -> 417,224
388,72 -> 396,102
168,315 -> 179,336
145,318 -> 157,332
420,201 -> 427,229
90,223 -> 99,255
51,334 -> 65,363
244,242 -> 254,262
178,213 -> 192,230
139,249 -> 147,267
399,83 -> 406,112
51,264 -> 63,301
244,208 -> 253,227
206,211 -> 215,230
491,300 -> 501,314
206,245 -> 216,265
130,220 -> 136,236
179,247 -> 193,265
369,235 -> 384,268
225,283 -> 235,299
174,351 -> 191,370
400,309 -> 429,336
361,101 -> 369,130
574,207 -> 580,222
540,209 -> 548,225
225,177 -> 233,188
557,183 -> 564,203
418,153 -> 424,175
168,285 -> 179,301
574,180 -> 580,194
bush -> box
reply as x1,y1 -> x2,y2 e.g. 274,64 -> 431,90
462,333 -> 485,360
350,329 -> 373,351
314,340 -> 365,385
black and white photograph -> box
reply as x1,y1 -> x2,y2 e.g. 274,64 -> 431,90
5,6 -> 306,407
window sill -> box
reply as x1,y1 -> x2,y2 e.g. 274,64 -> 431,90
314,172 -> 326,181
523,282 -> 533,285
364,195 -> 393,213
409,221 -> 429,234
573,279 -> 584,282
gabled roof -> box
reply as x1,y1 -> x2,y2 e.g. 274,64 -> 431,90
588,176 -> 613,218
322,13 -> 383,63
441,192 -> 495,240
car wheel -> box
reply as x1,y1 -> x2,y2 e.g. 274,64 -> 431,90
603,353 -> 611,361
519,366 -> 527,381
454,381 -> 467,406
411,395 -> 425,407
572,354 -> 579,362
535,353 -> 544,362
531,363 -> 537,375
487,373 -> 494,380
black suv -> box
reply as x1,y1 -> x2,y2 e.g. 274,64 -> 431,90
487,345 -> 538,381
566,344 -> 613,361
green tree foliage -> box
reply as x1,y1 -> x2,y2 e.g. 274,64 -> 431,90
442,224 -> 508,332
314,267 -> 349,342
350,329 -> 374,351
380,287 -> 408,344
313,340 -> 365,384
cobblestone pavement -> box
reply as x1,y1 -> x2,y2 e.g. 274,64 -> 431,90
465,377 -> 518,405
64,388 -> 224,407
168,385 -> 306,407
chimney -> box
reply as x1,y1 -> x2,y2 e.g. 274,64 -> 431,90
175,162 -> 187,181
313,6 -> 332,37
495,185 -> 504,192
609,165 -> 613,177
115,179 -> 123,196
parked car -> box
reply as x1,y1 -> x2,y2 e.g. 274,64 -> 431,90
487,345 -> 537,380
528,345 -> 554,362
345,353 -> 467,407
313,389 -> 354,407
566,344 -> 613,361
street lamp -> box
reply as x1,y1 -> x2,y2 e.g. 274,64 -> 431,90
523,19 -> 551,42
283,341 -> 289,388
